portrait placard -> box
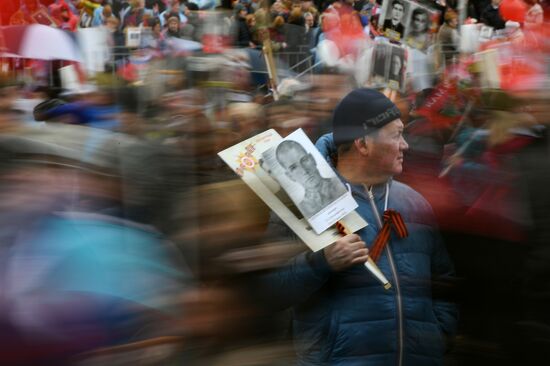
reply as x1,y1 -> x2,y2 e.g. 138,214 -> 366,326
370,42 -> 407,92
218,129 -> 367,251
379,0 -> 410,42
402,3 -> 440,51
261,129 -> 360,235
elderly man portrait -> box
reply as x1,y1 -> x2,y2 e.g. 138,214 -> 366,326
275,140 -> 347,218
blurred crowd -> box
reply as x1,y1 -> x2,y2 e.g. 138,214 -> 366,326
2,0 -> 550,365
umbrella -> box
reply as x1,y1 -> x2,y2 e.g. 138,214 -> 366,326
0,24 -> 81,61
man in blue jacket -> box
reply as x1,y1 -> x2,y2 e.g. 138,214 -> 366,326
264,88 -> 458,365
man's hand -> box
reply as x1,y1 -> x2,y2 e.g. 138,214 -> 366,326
323,234 -> 369,272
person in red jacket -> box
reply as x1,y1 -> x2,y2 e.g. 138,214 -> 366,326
50,0 -> 79,31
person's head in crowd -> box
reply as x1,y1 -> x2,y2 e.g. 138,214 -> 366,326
143,11 -> 153,24
170,0 -> 181,12
234,3 -> 248,18
272,14 -> 285,28
271,0 -> 286,16
240,0 -> 252,8
304,11 -> 314,28
332,88 -> 408,181
276,140 -> 324,191
226,102 -> 263,138
301,0 -> 314,11
282,0 -> 293,11
164,10 -> 180,22
411,7 -> 429,34
444,9 -> 458,27
186,2 -> 199,10
491,0 -> 503,6
390,0 -> 404,23
130,0 -> 146,9
149,17 -> 162,35
167,15 -> 180,32
246,13 -> 256,28
288,8 -> 304,25
102,4 -> 113,18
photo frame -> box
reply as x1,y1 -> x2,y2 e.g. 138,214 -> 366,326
218,129 -> 367,251
402,3 -> 440,51
370,41 -> 408,92
261,129 -> 359,234
379,0 -> 410,42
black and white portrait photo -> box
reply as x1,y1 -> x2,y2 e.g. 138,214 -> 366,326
260,129 -> 357,234
218,129 -> 365,247
371,42 -> 390,84
404,6 -> 433,51
369,42 -> 406,91
271,139 -> 347,219
381,0 -> 409,41
388,46 -> 406,90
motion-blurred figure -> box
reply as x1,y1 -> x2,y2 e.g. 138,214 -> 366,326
0,123 -> 190,365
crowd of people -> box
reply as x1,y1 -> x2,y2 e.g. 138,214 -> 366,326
2,0 -> 550,365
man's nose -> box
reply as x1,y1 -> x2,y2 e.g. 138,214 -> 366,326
400,136 -> 409,151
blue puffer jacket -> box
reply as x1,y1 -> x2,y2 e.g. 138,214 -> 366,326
264,133 -> 458,366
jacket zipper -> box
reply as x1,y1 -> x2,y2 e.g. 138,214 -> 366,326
386,242 -> 404,366
366,185 -> 404,366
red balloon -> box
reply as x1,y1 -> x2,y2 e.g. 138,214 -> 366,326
499,0 -> 527,23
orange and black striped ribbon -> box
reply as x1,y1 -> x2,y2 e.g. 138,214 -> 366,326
369,210 -> 408,262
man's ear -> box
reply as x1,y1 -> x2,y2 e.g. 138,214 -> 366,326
354,138 -> 369,156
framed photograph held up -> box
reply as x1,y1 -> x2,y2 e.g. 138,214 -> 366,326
370,41 -> 408,92
218,129 -> 367,251
402,3 -> 440,51
261,129 -> 360,234
379,0 -> 410,42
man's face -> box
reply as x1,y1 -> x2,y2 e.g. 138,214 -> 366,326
413,12 -> 428,32
278,146 -> 322,190
364,119 -> 408,177
391,3 -> 404,23
168,19 -> 179,31
103,4 -> 112,17
305,14 -> 314,27
171,0 -> 180,12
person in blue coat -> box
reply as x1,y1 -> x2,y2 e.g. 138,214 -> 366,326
263,88 -> 458,366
